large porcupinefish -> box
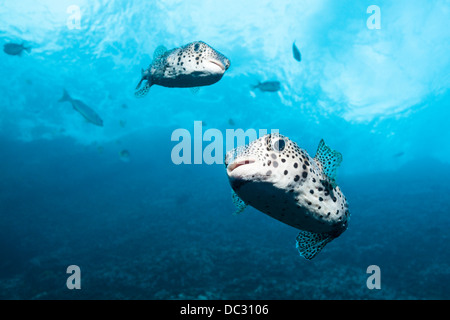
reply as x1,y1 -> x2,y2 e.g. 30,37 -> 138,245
135,41 -> 230,97
225,133 -> 350,260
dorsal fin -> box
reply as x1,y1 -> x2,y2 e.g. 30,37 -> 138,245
153,45 -> 167,61
231,190 -> 247,215
314,139 -> 342,187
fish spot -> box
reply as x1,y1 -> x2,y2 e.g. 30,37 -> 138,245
302,172 -> 308,178
284,170 -> 288,175
294,163 -> 298,168
266,170 -> 272,176
319,197 -> 323,201
310,190 -> 314,194
294,175 -> 300,182
273,161 -> 278,168
271,153 -> 277,159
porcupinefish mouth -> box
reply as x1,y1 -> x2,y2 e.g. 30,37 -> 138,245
226,158 -> 256,175
208,59 -> 227,71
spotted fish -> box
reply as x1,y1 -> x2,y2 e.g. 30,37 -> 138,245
225,133 -> 350,260
135,41 -> 230,97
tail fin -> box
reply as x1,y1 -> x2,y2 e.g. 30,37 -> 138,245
251,81 -> 260,90
296,230 -> 335,260
135,82 -> 151,98
21,43 -> 31,53
58,89 -> 71,103
135,70 -> 146,90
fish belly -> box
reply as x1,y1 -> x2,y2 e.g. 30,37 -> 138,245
155,73 -> 223,88
236,181 -> 335,233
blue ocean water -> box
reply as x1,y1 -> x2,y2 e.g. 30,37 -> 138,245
0,0 -> 449,300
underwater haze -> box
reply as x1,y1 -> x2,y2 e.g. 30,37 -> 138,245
1,0 -> 449,299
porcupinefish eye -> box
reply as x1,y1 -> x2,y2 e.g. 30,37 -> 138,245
272,138 -> 286,152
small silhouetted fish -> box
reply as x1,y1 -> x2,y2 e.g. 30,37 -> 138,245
228,118 -> 235,126
252,81 -> 281,92
119,150 -> 130,162
121,103 -> 128,109
292,41 -> 301,62
119,120 -> 127,128
58,89 -> 103,127
3,43 -> 31,56
393,152 -> 405,158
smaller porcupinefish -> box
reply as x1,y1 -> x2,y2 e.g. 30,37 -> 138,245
58,89 -> 103,127
225,133 -> 350,260
135,41 -> 230,97
3,42 -> 31,56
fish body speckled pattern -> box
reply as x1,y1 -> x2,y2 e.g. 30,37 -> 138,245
225,133 -> 350,259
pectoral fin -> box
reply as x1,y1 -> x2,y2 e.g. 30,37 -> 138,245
231,190 -> 247,215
